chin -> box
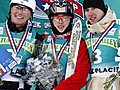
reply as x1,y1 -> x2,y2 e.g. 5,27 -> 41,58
58,31 -> 64,33
58,29 -> 65,33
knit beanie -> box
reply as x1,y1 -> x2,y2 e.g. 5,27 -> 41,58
83,0 -> 106,14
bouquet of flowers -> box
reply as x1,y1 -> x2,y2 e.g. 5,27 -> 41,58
22,42 -> 63,90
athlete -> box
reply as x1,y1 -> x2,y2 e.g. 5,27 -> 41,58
83,0 -> 120,90
36,0 -> 90,90
0,0 -> 37,90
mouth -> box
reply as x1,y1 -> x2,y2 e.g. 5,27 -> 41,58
57,25 -> 65,32
58,25 -> 64,30
89,17 -> 96,22
15,15 -> 23,19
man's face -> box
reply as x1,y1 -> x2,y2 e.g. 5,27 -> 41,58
51,14 -> 71,33
85,7 -> 104,24
11,4 -> 32,28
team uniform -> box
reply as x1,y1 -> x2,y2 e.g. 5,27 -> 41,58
41,33 -> 90,90
83,6 -> 120,90
0,21 -> 36,90
0,0 -> 37,89
34,1 -> 90,90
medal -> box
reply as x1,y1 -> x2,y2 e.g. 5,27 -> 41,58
5,21 -> 29,54
12,54 -> 22,64
52,34 -> 69,61
89,21 -> 115,62
91,52 -> 96,62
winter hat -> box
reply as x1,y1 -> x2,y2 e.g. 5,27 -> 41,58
83,0 -> 106,14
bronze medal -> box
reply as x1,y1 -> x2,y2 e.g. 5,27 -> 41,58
91,52 -> 96,62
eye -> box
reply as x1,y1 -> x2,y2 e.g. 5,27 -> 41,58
54,16 -> 59,19
15,6 -> 21,10
85,8 -> 89,12
63,16 -> 68,19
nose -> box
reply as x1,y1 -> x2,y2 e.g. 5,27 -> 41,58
18,9 -> 23,12
59,18 -> 64,24
17,10 -> 24,15
87,9 -> 94,16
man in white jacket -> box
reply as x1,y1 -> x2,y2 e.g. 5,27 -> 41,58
83,0 -> 120,90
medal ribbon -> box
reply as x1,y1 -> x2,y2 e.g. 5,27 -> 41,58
53,32 -> 71,39
90,21 -> 115,52
5,21 -> 29,54
52,34 -> 70,61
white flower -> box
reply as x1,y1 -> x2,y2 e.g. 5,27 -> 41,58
23,54 -> 63,90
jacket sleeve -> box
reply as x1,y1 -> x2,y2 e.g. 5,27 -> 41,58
54,38 -> 90,90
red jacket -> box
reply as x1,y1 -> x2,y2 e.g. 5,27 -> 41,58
54,38 -> 90,90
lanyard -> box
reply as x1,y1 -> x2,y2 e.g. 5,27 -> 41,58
52,34 -> 70,61
5,21 -> 29,54
90,21 -> 115,52
90,21 -> 115,61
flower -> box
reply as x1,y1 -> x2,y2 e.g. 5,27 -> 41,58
22,52 -> 63,90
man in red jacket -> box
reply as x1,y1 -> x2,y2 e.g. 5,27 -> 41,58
29,0 -> 90,90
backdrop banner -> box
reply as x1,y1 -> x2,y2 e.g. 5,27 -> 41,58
0,0 -> 120,34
